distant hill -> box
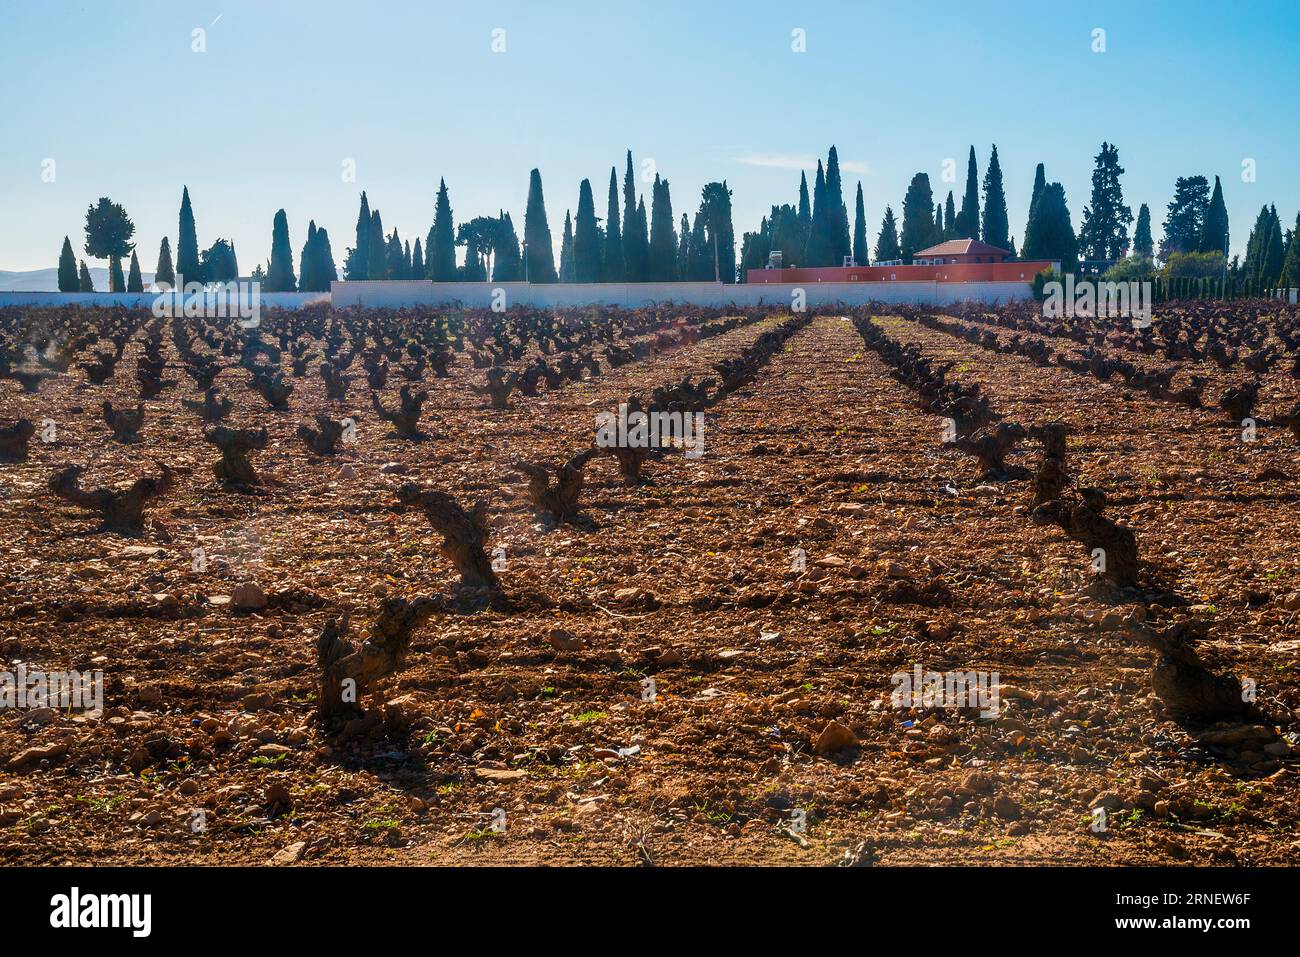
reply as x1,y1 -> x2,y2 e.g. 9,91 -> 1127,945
0,267 -> 155,292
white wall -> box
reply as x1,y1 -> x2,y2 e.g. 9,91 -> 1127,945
0,291 -> 329,309
331,279 -> 1034,309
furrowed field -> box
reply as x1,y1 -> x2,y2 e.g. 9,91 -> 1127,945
1,300 -> 1298,866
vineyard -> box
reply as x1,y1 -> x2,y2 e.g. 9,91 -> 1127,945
1,300 -> 1298,867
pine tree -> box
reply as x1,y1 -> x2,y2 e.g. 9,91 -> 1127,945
943,192 -> 956,240
1132,204 -> 1154,258
367,209 -> 386,280
57,237 -> 79,291
346,192 -> 371,280
1076,142 -> 1132,262
1160,175 -> 1210,259
84,196 -> 135,292
126,251 -> 144,292
648,175 -> 678,280
428,178 -> 457,280
411,237 -> 424,281
875,206 -> 901,262
1021,182 -> 1078,272
266,209 -> 296,291
573,178 -> 603,282
1198,175 -> 1229,255
524,168 -> 558,283
982,145 -> 1010,251
899,173 -> 938,263
853,183 -> 869,266
177,186 -> 200,283
955,146 -> 980,240
78,260 -> 94,292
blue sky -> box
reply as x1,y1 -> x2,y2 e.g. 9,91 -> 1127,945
1,0 -> 1297,272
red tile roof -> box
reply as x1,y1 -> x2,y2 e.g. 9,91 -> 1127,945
912,239 -> 1011,257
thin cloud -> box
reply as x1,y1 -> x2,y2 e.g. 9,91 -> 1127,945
736,154 -> 869,175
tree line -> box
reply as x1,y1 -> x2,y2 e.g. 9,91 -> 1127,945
56,144 -> 1300,291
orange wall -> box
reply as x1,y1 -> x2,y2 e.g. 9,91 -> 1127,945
747,261 -> 1057,284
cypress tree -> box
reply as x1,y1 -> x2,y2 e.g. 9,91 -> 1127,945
367,209 -> 386,280
109,257 -> 126,293
1198,175 -> 1229,255
351,192 -> 371,280
805,160 -> 829,265
935,203 -> 944,239
943,192 -> 956,240
312,228 -> 338,289
491,211 -> 522,282
955,146 -> 980,240
177,186 -> 200,283
126,251 -> 144,292
982,145 -> 1010,250
648,175 -> 678,280
1278,213 -> 1300,289
1024,163 -> 1046,249
429,178 -> 457,280
899,173 -> 938,262
266,208 -> 296,291
796,171 -> 812,260
78,260 -> 94,292
875,206 -> 901,262
574,178 -> 603,282
1259,206 -> 1284,288
687,208 -> 711,280
621,152 -> 650,281
524,168 -> 558,283
677,213 -> 691,276
405,240 -> 413,277
825,146 -> 851,264
155,237 -> 175,288
558,211 -> 575,282
411,238 -> 424,281
384,229 -> 406,280
1132,204 -> 1154,258
602,168 -> 624,282
700,181 -> 735,283
57,237 -> 79,291
853,183 -> 869,266
299,221 -> 318,292
1021,182 -> 1078,272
